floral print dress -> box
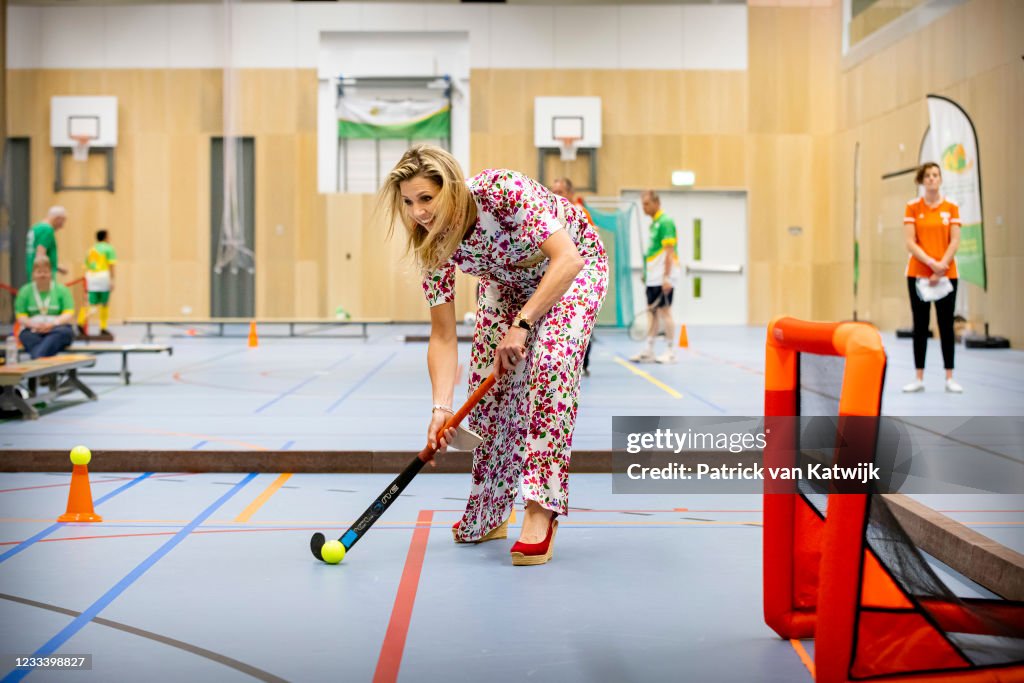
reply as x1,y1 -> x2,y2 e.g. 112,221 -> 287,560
423,169 -> 608,541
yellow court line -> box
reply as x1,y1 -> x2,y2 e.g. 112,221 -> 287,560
790,639 -> 816,679
234,473 -> 293,523
613,357 -> 683,398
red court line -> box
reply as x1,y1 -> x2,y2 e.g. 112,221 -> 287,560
0,472 -> 194,494
0,478 -> 134,494
691,349 -> 764,375
0,526 -> 312,546
374,509 -> 433,683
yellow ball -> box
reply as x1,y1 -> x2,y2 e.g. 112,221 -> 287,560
321,540 -> 346,564
70,445 -> 92,466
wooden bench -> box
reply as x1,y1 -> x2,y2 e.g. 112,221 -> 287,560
0,354 -> 98,419
124,317 -> 395,342
66,343 -> 173,385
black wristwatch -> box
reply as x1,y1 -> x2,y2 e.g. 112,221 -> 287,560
512,314 -> 533,332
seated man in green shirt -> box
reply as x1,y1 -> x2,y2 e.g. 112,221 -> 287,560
15,256 -> 76,359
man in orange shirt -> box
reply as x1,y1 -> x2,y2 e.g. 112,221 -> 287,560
902,162 -> 962,393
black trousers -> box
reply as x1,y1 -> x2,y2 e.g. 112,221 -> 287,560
907,277 -> 957,370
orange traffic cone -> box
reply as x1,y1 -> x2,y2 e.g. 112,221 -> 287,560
678,324 -> 689,348
58,448 -> 102,523
247,320 -> 259,348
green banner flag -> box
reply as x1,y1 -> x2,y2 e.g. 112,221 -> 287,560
337,96 -> 450,141
921,96 -> 986,290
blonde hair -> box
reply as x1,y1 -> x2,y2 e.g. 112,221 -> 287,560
32,255 -> 52,273
380,145 -> 476,272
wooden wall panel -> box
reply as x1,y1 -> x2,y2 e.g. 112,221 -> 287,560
239,70 -> 299,135
810,135 -> 836,264
168,135 -> 205,263
255,134 -> 297,317
681,72 -> 747,135
293,261 -> 320,318
325,194 -> 366,319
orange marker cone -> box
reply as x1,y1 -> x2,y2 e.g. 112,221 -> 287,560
678,324 -> 689,348
247,320 -> 259,348
58,446 -> 102,523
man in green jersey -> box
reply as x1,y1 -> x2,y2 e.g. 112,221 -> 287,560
15,256 -> 76,359
631,190 -> 680,364
25,206 -> 68,281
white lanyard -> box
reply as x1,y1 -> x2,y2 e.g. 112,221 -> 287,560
32,283 -> 53,316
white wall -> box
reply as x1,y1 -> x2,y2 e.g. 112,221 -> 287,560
7,3 -> 748,71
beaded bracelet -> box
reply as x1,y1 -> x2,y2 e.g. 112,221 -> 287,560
431,404 -> 454,415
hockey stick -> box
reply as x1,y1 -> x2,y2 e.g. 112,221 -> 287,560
310,372 -> 497,562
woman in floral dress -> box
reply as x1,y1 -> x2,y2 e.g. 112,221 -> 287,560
380,145 -> 607,565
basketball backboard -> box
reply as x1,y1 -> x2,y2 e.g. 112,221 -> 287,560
50,96 -> 118,191
50,96 -> 118,148
534,97 -> 601,149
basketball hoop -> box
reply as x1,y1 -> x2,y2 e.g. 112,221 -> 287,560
556,136 -> 579,162
71,134 -> 93,162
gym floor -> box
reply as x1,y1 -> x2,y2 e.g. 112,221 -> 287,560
1,324 -> 1022,682
2,323 -> 1021,451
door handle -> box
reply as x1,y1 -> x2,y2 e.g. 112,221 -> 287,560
685,263 -> 743,275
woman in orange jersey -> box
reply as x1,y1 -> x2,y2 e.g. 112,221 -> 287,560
902,162 -> 962,394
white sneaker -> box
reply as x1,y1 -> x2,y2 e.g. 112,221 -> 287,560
945,379 -> 963,393
902,379 -> 924,393
655,351 -> 677,364
630,349 -> 656,363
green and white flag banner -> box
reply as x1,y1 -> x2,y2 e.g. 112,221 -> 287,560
338,96 -> 449,140
921,95 -> 986,289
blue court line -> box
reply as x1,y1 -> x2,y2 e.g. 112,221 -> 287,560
1,473 -> 257,683
0,473 -> 154,566
254,354 -> 353,414
190,440 -> 208,450
324,352 -> 398,414
281,440 -> 295,450
682,390 -> 726,413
